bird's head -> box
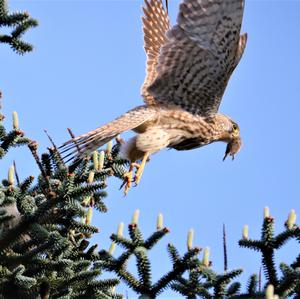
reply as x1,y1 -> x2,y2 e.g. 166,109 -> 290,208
223,121 -> 242,161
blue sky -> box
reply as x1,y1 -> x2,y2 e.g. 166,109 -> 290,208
1,1 -> 299,297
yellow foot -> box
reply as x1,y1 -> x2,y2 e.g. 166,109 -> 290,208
134,153 -> 150,185
121,153 -> 150,195
122,170 -> 133,196
121,163 -> 139,195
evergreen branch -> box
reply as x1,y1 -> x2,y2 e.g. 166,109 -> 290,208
261,248 -> 278,287
128,224 -> 144,245
28,141 -> 49,188
213,269 -> 243,298
152,247 -> 201,296
41,153 -> 53,177
72,157 -> 91,179
1,12 -> 29,26
291,253 -> 300,269
16,193 -> 36,216
19,176 -> 34,193
65,269 -> 101,288
116,267 -> 141,293
110,234 -> 133,250
227,282 -> 241,296
0,1 -> 37,54
238,239 -> 263,251
28,259 -> 72,274
135,246 -> 152,290
93,168 -> 114,182
12,266 -> 36,289
0,240 -> 59,266
0,129 -> 24,158
0,34 -> 34,54
14,137 -> 31,146
48,146 -> 65,170
276,263 -> 300,297
167,243 -> 181,264
0,124 -> 6,141
261,217 -> 274,243
114,251 -> 133,269
11,19 -> 38,39
93,196 -> 108,213
246,274 -> 258,295
144,227 -> 169,250
68,182 -> 106,198
67,219 -> 99,234
274,227 -> 300,249
88,278 -> 120,290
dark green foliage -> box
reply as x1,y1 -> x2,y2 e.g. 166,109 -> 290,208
171,257 -> 243,298
0,107 -> 125,298
170,210 -> 300,299
0,116 -> 30,160
0,0 -> 37,54
98,223 -> 201,298
237,212 -> 300,299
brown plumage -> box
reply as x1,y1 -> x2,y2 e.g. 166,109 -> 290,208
60,0 -> 247,193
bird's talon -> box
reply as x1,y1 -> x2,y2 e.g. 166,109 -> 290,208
121,154 -> 149,194
134,152 -> 149,186
133,181 -> 138,187
119,180 -> 126,190
122,171 -> 133,195
134,173 -> 142,185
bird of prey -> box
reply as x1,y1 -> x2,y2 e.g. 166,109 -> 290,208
60,0 -> 247,194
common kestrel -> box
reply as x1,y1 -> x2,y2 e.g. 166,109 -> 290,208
60,0 -> 247,194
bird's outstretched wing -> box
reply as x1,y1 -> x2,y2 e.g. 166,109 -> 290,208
59,106 -> 156,163
147,0 -> 247,116
141,0 -> 171,105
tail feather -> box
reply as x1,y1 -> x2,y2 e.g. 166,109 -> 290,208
59,106 -> 156,164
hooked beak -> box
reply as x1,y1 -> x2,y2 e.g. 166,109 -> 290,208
223,137 -> 242,161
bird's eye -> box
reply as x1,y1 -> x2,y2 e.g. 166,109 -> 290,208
232,124 -> 239,133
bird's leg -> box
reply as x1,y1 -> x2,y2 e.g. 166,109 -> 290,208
134,152 -> 150,185
122,162 -> 140,195
121,153 -> 150,194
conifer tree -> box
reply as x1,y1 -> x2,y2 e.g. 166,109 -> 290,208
0,1 -> 299,298
0,0 -> 38,54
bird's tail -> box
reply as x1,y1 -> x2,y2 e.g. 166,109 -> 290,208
59,106 -> 155,165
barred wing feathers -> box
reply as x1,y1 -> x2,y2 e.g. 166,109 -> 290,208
59,106 -> 156,163
148,0 -> 247,116
141,0 -> 171,105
